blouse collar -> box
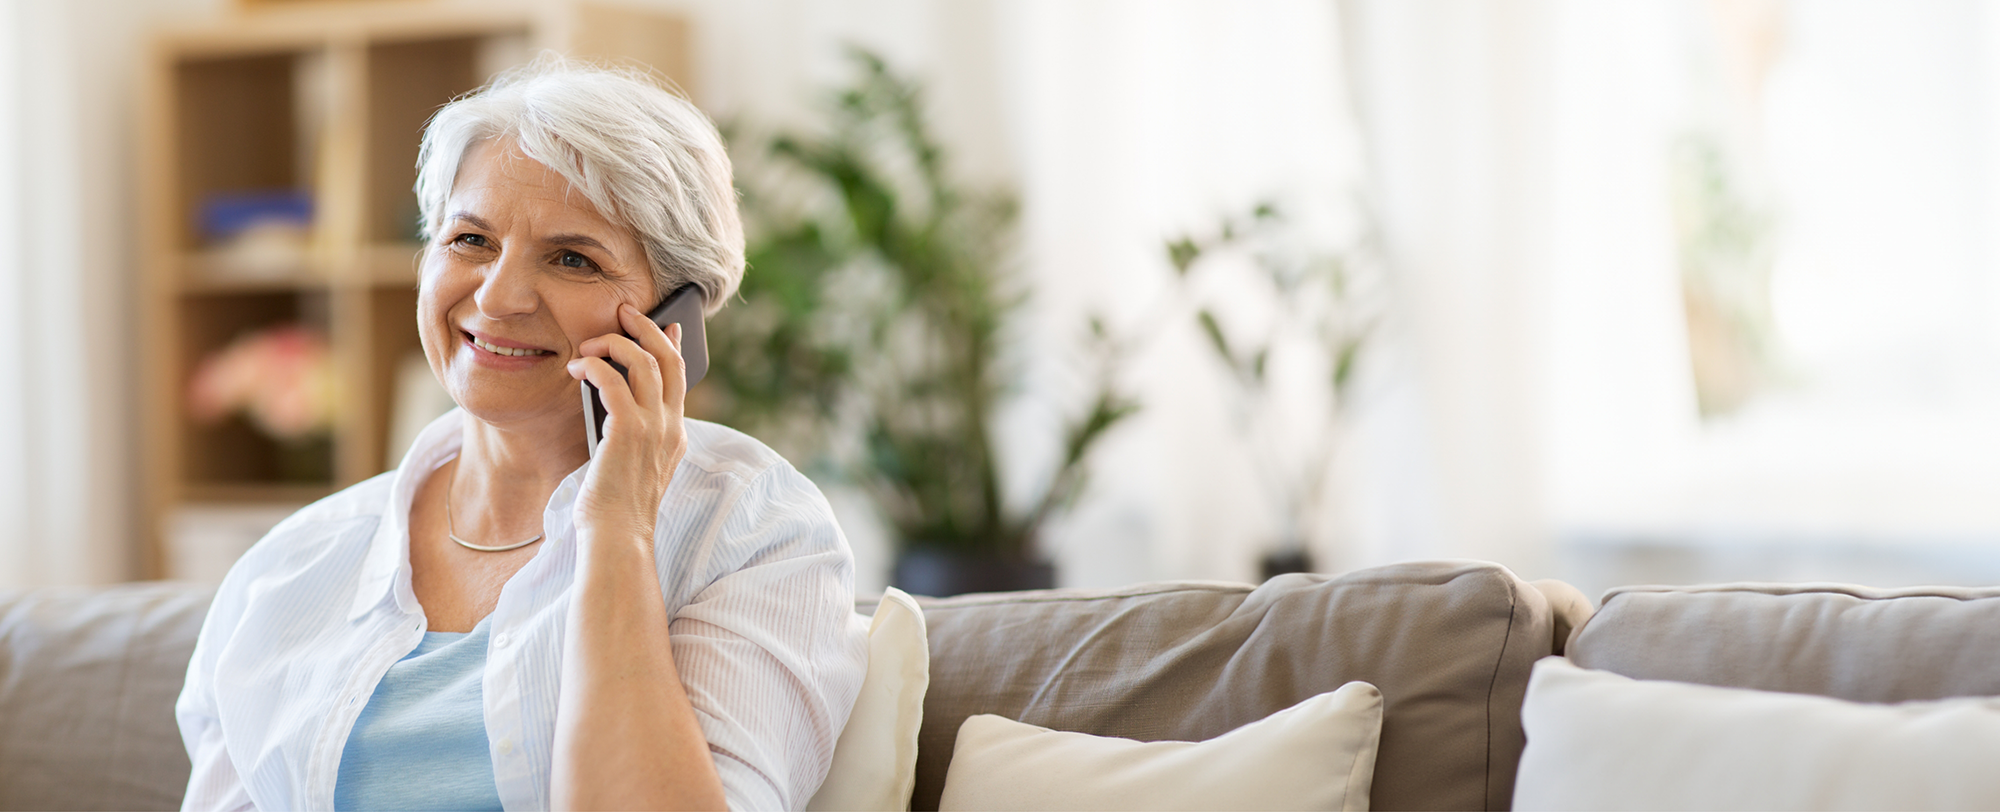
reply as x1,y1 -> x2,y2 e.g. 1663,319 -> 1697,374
348,408 -> 466,621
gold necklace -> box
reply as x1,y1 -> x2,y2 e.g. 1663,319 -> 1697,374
445,463 -> 543,553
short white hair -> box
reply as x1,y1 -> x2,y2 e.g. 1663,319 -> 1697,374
415,55 -> 743,314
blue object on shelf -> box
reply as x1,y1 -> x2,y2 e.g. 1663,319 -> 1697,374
199,189 -> 313,241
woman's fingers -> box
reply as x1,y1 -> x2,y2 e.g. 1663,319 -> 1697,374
568,354 -> 640,417
617,303 -> 688,409
666,322 -> 684,406
568,303 -> 689,428
598,331 -> 664,408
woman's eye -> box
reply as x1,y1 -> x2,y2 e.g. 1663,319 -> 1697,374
557,251 -> 597,271
451,233 -> 489,248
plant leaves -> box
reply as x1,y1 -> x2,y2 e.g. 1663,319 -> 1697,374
1166,237 -> 1201,276
1333,335 -> 1364,394
1196,309 -> 1234,369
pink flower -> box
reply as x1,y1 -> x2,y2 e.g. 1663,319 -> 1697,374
186,324 -> 335,440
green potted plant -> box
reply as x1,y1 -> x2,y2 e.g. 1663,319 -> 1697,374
710,49 -> 1137,595
1164,202 -> 1383,578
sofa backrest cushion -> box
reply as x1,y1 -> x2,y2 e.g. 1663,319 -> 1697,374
892,560 -> 1581,812
1568,582 -> 2000,702
0,582 -> 213,812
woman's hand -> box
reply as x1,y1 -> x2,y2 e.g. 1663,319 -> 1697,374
566,302 -> 690,553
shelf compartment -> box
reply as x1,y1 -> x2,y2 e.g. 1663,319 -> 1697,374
173,50 -> 317,252
363,242 -> 425,287
364,286 -> 426,476
178,249 -> 328,292
365,36 -> 497,243
181,483 -> 335,504
176,290 -> 336,487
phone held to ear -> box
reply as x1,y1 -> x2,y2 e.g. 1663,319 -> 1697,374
582,284 -> 709,458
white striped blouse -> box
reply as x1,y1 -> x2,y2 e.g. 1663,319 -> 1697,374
175,409 -> 870,811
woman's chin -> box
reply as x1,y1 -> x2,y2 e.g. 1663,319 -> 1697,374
445,375 -> 583,432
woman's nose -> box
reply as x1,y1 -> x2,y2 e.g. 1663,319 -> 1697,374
473,250 -> 540,317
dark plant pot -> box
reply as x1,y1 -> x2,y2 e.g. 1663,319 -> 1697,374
892,548 -> 1055,598
276,434 -> 334,484
1260,548 -> 1315,581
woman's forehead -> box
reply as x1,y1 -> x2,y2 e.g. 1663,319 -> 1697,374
448,138 -> 621,235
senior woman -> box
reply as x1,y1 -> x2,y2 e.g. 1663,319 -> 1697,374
175,60 -> 867,812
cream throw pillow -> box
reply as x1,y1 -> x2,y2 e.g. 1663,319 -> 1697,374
807,587 -> 930,812
1516,657 -> 2000,811
937,681 -> 1382,812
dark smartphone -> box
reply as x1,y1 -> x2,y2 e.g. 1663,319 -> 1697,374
582,284 -> 708,457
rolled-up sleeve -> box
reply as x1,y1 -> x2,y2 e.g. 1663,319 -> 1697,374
667,463 -> 870,811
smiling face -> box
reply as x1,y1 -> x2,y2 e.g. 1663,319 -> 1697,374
417,137 -> 658,429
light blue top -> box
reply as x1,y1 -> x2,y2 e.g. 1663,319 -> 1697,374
334,617 -> 503,812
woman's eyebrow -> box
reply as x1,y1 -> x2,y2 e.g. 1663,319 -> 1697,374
447,212 -> 496,232
546,233 -> 615,256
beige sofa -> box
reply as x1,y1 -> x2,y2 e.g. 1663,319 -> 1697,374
1,559 -> 1992,811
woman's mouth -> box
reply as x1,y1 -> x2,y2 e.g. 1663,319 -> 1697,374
464,331 -> 553,358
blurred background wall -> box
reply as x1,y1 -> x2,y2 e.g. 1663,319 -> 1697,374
5,0 -> 2000,600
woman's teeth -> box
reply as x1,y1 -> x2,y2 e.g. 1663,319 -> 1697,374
471,335 -> 549,357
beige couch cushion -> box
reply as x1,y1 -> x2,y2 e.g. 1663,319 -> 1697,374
809,587 -> 929,812
1568,582 -> 2000,702
939,681 -> 1383,812
1515,657 -> 2000,811
891,560 -> 1584,812
0,582 -> 213,812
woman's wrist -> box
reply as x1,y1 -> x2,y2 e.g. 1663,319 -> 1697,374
569,525 -> 670,649
576,520 -> 656,567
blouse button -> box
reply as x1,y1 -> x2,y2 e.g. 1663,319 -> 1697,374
495,632 -> 512,648
498,738 -> 515,756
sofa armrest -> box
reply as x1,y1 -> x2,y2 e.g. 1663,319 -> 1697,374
1530,578 -> 1593,656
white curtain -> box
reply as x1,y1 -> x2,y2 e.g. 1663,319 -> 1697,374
1349,0 -> 2000,594
0,0 -> 221,587
991,1 -> 1370,586
0,0 -> 122,587
0,0 -> 28,585
1336,0 -> 1567,574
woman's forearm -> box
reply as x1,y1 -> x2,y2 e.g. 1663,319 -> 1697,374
553,529 -> 727,811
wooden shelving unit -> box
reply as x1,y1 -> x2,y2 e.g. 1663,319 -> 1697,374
137,1 -> 693,579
